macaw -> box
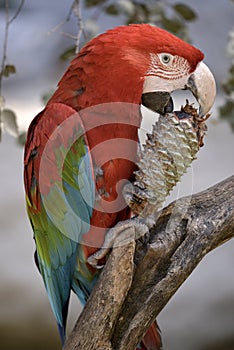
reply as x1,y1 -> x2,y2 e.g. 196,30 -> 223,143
24,24 -> 216,349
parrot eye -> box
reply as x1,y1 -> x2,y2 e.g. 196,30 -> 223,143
159,53 -> 173,65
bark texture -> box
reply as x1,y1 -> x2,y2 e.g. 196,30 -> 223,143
64,175 -> 234,350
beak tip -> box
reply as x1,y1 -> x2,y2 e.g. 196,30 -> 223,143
188,62 -> 216,117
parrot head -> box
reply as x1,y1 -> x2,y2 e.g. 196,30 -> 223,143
54,24 -> 216,117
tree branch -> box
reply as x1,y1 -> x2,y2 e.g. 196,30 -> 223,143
64,175 -> 234,350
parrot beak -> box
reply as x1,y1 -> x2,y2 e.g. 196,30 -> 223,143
185,61 -> 216,117
142,61 -> 216,117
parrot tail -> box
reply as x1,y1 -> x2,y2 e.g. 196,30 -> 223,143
140,321 -> 162,350
57,323 -> 66,346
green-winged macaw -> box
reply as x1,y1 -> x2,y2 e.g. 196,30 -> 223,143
24,24 -> 216,349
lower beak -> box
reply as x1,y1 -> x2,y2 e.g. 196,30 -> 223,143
185,61 -> 216,117
141,91 -> 174,115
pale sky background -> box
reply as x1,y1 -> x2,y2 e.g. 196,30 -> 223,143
0,1 -> 234,349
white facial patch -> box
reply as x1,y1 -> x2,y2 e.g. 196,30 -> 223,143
143,74 -> 189,94
143,52 -> 190,94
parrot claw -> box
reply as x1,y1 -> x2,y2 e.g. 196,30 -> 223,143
87,217 -> 150,268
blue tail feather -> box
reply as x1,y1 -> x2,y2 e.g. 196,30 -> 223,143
57,323 -> 66,346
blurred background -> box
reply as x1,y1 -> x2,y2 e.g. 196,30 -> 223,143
0,1 -> 234,349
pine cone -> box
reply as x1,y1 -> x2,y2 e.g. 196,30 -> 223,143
123,102 -> 209,217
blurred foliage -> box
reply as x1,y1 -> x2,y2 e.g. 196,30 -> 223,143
83,0 -> 198,34
41,90 -> 54,105
219,21 -> 234,131
2,64 -> 16,77
0,0 -> 24,142
0,108 -> 18,136
61,0 -> 198,62
60,46 -> 76,61
17,131 -> 27,145
220,99 -> 234,131
0,0 -> 16,9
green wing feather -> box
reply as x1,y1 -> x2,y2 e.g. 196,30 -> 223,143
24,103 -> 95,330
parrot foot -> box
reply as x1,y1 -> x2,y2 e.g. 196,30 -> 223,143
87,217 -> 150,268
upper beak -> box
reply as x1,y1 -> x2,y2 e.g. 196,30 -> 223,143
186,61 -> 216,117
